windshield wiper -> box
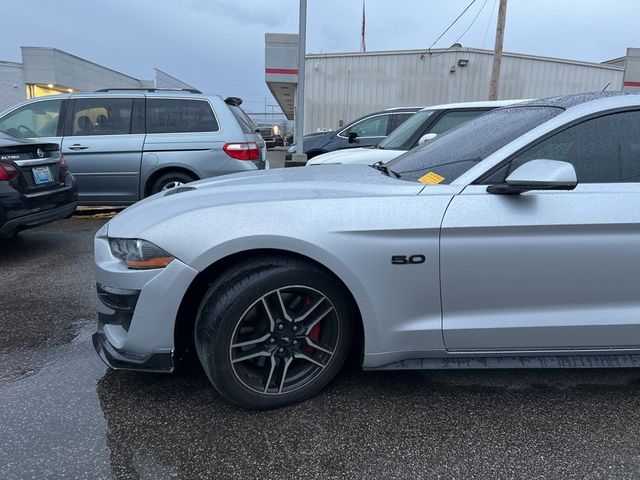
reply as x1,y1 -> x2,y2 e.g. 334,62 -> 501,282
371,161 -> 401,178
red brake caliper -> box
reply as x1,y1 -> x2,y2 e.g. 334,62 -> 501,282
303,296 -> 321,354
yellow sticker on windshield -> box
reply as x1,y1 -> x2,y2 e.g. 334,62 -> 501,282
418,172 -> 445,184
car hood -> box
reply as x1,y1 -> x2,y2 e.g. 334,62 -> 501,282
307,148 -> 405,166
106,165 -> 426,238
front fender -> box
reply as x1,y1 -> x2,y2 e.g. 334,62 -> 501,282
189,234 -> 378,352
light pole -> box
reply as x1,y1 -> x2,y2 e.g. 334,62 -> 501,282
489,0 -> 508,100
293,0 -> 307,163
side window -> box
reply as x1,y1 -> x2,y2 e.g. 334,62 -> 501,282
389,113 -> 413,133
429,110 -> 487,135
344,115 -> 390,137
508,111 -> 640,183
146,99 -> 219,134
0,99 -> 63,138
71,98 -> 133,136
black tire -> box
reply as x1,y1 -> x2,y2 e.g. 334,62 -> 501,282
194,256 -> 355,409
148,171 -> 196,196
64,206 -> 76,219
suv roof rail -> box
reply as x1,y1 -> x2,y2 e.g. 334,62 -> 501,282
224,97 -> 243,106
94,87 -> 203,94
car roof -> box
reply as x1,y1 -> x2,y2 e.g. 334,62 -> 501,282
383,107 -> 426,112
339,107 -> 425,131
517,91 -> 640,110
419,99 -> 530,111
67,90 -> 218,99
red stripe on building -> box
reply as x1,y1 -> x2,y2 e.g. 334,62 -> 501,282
623,81 -> 640,87
265,68 -> 298,75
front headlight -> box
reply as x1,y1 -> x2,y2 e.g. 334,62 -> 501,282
287,145 -> 296,153
109,238 -> 175,269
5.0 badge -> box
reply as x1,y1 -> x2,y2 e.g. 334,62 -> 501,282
391,255 -> 426,265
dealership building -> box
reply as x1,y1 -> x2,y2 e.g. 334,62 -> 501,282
265,34 -> 640,134
0,47 -> 194,112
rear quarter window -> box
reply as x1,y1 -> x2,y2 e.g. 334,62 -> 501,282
229,105 -> 258,134
146,99 -> 219,134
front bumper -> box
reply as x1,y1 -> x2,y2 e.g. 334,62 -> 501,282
93,227 -> 199,372
0,172 -> 78,237
92,332 -> 174,372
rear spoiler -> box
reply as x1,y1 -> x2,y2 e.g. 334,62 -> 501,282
224,97 -> 243,106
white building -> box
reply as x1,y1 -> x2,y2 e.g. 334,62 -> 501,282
0,47 -> 194,111
265,36 -> 640,135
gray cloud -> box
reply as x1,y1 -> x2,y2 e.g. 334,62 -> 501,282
0,0 -> 637,113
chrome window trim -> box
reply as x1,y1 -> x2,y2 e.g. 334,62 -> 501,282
336,112 -> 404,139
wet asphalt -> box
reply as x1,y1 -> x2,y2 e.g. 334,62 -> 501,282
4,200 -> 640,478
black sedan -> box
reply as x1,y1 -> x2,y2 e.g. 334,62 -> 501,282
286,107 -> 421,160
0,133 -> 77,237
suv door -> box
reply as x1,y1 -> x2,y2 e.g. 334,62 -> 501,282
61,96 -> 144,205
441,109 -> 640,351
337,113 -> 392,149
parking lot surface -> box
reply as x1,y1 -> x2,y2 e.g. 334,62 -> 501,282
3,216 -> 640,479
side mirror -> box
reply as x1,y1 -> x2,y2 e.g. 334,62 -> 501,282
418,132 -> 438,145
487,159 -> 577,195
347,131 -> 358,143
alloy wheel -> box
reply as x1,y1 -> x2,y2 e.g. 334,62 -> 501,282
229,285 -> 340,395
161,180 -> 184,191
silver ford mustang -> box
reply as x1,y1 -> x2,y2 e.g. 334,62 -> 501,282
94,91 -> 640,409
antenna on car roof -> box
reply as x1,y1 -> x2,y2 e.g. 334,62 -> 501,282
94,88 -> 203,94
224,97 -> 243,106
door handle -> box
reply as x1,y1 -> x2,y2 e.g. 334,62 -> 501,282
68,144 -> 89,150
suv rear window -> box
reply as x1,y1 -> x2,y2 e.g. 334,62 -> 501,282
230,105 -> 258,134
146,99 -> 219,134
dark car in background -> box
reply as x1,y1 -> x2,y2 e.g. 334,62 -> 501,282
259,127 -> 275,148
286,107 -> 422,160
0,133 -> 77,237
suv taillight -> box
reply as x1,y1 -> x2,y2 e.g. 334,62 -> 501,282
0,162 -> 19,181
59,154 -> 68,172
223,142 -> 260,161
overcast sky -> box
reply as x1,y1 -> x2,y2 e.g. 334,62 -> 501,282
1,0 -> 637,113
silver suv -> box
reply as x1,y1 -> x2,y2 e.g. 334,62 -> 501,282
0,89 -> 267,205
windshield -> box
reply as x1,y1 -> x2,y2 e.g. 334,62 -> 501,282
387,106 -> 563,183
377,110 -> 435,150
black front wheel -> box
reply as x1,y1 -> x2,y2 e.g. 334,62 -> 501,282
195,256 -> 355,409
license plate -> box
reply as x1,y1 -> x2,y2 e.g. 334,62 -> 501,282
32,166 -> 53,185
